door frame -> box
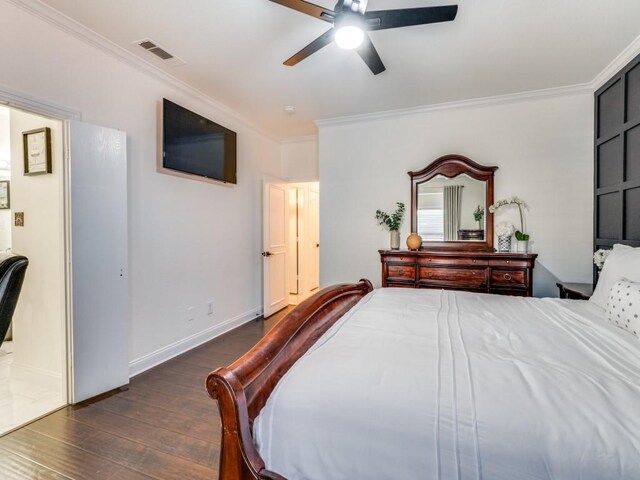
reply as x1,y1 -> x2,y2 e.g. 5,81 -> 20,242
0,85 -> 79,403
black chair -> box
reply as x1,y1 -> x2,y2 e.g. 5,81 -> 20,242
0,253 -> 28,348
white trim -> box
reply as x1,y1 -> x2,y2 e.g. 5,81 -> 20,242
6,0 -> 278,142
0,84 -> 80,120
315,83 -> 593,127
591,33 -> 640,90
128,307 -> 262,377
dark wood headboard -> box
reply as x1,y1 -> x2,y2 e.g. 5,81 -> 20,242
594,52 -> 640,281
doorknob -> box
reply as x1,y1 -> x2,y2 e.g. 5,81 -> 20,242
261,251 -> 273,257
316,243 -> 319,248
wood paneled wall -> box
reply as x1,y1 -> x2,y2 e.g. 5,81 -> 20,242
594,52 -> 640,273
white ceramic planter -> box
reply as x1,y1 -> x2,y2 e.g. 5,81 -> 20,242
390,230 -> 400,250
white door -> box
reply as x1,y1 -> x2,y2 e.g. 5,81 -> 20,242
68,120 -> 128,403
308,186 -> 320,291
263,178 -> 289,318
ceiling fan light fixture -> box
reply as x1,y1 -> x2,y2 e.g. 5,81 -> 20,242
334,25 -> 364,49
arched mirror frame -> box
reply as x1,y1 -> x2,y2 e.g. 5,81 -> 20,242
409,154 -> 498,251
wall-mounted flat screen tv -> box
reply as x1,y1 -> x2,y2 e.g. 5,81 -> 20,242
162,99 -> 237,184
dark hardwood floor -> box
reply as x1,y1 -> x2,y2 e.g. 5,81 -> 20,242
0,307 -> 293,480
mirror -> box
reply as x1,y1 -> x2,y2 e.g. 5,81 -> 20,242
409,155 -> 497,251
416,174 -> 486,242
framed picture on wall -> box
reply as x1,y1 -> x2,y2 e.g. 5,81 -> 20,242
0,181 -> 9,209
23,127 -> 52,175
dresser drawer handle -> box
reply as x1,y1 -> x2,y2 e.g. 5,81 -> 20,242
504,273 -> 512,281
472,259 -> 477,263
506,260 -> 510,264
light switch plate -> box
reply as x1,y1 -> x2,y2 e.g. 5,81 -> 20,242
14,212 -> 24,227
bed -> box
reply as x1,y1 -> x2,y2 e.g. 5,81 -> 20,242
206,278 -> 640,480
206,58 -> 640,478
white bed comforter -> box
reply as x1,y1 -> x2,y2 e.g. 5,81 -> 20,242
253,288 -> 640,480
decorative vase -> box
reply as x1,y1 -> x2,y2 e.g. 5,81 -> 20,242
390,230 -> 400,250
515,240 -> 529,253
498,234 -> 512,253
406,232 -> 422,251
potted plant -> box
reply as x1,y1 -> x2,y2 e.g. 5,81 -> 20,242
473,205 -> 484,230
489,197 -> 530,252
375,202 -> 406,250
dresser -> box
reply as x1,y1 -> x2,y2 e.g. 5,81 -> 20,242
379,250 -> 537,297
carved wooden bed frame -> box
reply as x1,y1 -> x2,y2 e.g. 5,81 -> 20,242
206,279 -> 373,480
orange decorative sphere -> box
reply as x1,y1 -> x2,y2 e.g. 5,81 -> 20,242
406,233 -> 422,250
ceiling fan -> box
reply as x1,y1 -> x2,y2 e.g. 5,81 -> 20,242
270,0 -> 458,75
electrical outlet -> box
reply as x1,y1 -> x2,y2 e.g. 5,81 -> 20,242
207,301 -> 214,315
186,306 -> 195,321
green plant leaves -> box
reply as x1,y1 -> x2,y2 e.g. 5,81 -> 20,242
375,202 -> 405,231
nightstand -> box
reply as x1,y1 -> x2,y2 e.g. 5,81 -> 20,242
556,282 -> 594,300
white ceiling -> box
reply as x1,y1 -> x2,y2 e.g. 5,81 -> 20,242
40,0 -> 640,138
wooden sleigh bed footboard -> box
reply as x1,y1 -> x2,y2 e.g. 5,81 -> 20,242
205,279 -> 374,480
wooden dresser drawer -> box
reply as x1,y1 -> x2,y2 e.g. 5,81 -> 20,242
491,269 -> 526,287
383,255 -> 415,264
418,257 -> 488,267
489,258 -> 528,268
387,264 -> 416,282
419,267 -> 487,288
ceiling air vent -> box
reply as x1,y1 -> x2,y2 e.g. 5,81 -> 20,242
134,38 -> 186,67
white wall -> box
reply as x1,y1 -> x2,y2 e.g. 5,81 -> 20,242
319,92 -> 594,297
281,137 -> 319,182
0,1 -> 281,373
0,107 -> 11,251
10,109 -> 65,384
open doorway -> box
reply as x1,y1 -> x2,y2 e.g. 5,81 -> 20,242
288,182 -> 319,305
0,105 -> 67,434
263,179 -> 320,317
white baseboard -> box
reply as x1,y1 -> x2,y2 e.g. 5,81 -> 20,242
128,307 -> 262,377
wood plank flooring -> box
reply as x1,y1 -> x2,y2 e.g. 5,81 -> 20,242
0,308 -> 292,480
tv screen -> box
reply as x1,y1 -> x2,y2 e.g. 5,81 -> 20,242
162,99 -> 237,184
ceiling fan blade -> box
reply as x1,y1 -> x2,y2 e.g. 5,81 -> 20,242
269,0 -> 336,23
365,5 -> 458,31
356,35 -> 386,75
284,29 -> 335,66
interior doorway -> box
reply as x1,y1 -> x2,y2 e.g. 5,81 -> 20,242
0,105 -> 67,434
287,182 -> 319,306
262,180 -> 320,317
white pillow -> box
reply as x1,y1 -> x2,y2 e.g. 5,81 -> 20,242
605,280 -> 640,337
590,244 -> 640,309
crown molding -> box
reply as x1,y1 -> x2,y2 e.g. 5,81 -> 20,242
315,83 -> 593,128
591,33 -> 640,91
5,0 -> 280,142
0,84 -> 81,120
